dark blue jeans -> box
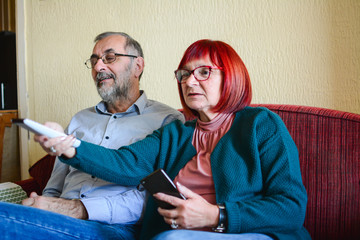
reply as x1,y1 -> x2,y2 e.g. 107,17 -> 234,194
0,201 -> 139,240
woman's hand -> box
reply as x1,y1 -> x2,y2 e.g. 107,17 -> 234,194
33,122 -> 77,158
154,182 -> 219,229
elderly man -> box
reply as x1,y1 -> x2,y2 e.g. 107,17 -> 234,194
0,32 -> 184,239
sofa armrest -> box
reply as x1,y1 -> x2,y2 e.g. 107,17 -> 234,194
15,154 -> 56,196
15,178 -> 42,196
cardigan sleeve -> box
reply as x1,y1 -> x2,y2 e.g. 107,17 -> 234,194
223,109 -> 308,238
59,129 -> 164,186
59,119 -> 194,186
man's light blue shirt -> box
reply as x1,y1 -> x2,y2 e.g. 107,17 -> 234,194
42,91 -> 184,224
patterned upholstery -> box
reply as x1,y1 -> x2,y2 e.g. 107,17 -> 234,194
17,104 -> 360,240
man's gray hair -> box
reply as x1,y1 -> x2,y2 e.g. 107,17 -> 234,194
94,32 -> 144,79
94,32 -> 144,58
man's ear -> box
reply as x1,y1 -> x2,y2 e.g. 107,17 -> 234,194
134,57 -> 144,78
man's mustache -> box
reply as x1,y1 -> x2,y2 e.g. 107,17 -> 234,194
96,72 -> 115,83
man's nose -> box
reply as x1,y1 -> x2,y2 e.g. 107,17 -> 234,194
93,59 -> 106,72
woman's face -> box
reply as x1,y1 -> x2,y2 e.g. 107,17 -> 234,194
180,56 -> 223,122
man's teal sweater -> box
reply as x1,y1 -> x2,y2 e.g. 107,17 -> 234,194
61,107 -> 311,239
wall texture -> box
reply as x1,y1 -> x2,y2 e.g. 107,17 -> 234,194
21,0 -> 360,165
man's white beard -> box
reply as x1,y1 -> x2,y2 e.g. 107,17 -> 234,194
97,78 -> 132,104
96,64 -> 133,104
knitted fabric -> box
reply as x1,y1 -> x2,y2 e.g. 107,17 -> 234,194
61,106 -> 310,240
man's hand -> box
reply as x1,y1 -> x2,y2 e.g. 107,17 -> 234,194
22,192 -> 88,219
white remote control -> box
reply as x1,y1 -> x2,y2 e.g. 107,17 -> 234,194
12,118 -> 81,148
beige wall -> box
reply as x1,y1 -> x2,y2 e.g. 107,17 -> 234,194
20,0 -> 360,165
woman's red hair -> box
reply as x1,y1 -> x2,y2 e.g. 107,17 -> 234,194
176,39 -> 252,120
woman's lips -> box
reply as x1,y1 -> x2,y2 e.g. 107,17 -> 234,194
187,92 -> 202,97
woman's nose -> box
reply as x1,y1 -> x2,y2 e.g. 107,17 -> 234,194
183,74 -> 198,86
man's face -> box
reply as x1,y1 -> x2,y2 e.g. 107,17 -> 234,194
90,35 -> 135,103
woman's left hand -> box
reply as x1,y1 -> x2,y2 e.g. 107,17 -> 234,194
154,182 -> 219,229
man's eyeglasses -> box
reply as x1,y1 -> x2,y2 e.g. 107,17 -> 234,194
85,52 -> 138,69
174,66 -> 223,83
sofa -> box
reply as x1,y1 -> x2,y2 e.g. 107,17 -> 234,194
16,104 -> 360,240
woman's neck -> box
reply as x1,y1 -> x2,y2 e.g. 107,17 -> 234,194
198,111 -> 218,122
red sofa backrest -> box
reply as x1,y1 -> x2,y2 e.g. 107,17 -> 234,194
250,104 -> 360,240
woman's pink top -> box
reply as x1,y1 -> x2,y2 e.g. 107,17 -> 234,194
174,112 -> 235,205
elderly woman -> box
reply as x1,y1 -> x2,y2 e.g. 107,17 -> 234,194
37,40 -> 311,240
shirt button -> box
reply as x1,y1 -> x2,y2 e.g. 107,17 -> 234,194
113,116 -> 117,119
91,175 -> 95,178
105,136 -> 109,139
80,194 -> 85,198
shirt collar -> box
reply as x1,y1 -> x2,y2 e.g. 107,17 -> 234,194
95,90 -> 147,115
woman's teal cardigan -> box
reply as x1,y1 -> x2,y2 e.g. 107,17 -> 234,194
60,107 -> 311,240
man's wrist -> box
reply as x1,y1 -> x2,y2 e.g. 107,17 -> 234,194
71,199 -> 89,219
